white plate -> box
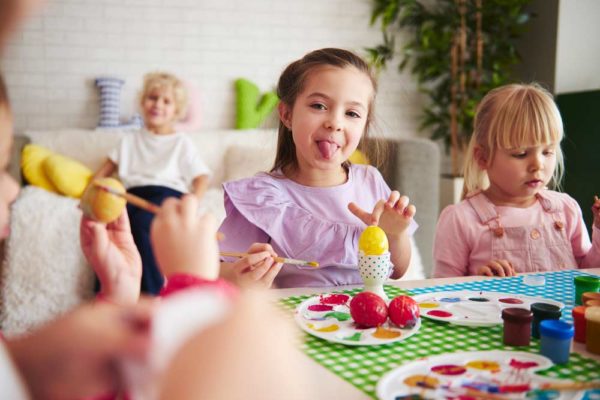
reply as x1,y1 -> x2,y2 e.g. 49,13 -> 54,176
413,290 -> 564,327
377,350 -> 572,400
294,293 -> 421,346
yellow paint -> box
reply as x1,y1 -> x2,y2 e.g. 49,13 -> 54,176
466,360 -> 500,372
358,225 -> 389,255
372,326 -> 401,339
404,375 -> 439,389
307,323 -> 339,332
418,302 -> 439,308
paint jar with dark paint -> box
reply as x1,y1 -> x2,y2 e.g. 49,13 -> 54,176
502,308 -> 533,346
539,320 -> 574,364
530,302 -> 561,339
572,306 -> 587,343
585,306 -> 600,355
573,276 -> 600,305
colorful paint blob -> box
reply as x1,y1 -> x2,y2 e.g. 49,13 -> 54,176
526,389 -> 560,399
403,375 -> 439,389
468,297 -> 490,302
307,304 -> 333,312
509,359 -> 539,369
342,332 -> 362,342
319,293 -> 350,305
418,302 -> 439,308
307,323 -> 339,332
323,312 -> 351,321
466,360 -> 500,372
440,297 -> 461,303
499,298 -> 524,304
430,364 -> 466,375
372,326 -> 401,339
427,310 -> 453,318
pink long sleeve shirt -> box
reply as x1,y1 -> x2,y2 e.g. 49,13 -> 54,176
433,190 -> 600,278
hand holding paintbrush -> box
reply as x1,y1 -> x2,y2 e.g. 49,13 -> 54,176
592,195 -> 600,229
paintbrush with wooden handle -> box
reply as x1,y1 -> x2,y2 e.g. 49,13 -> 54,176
220,251 -> 319,268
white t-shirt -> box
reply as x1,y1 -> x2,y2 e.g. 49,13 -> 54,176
108,130 -> 210,193
0,342 -> 29,399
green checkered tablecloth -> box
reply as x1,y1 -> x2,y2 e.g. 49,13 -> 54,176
280,285 -> 600,399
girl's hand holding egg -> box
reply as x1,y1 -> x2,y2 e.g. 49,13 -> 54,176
80,178 -> 127,223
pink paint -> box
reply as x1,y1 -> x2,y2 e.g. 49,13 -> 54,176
428,310 -> 453,318
431,364 -> 466,375
508,359 -> 538,369
320,294 -> 350,305
499,298 -> 524,304
308,304 -> 333,312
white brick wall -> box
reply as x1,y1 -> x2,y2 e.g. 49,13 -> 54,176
1,0 -> 424,138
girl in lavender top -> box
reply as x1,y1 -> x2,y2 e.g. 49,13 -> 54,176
218,48 -> 418,288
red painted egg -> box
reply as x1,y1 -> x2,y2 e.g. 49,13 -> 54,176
388,295 -> 420,328
349,292 -> 388,328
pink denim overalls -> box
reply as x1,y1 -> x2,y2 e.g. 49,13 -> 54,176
467,191 -> 576,272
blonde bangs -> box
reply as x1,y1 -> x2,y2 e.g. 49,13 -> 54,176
489,86 -> 563,151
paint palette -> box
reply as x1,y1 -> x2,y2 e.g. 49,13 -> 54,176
294,293 -> 421,346
377,350 -> 577,400
413,290 -> 564,327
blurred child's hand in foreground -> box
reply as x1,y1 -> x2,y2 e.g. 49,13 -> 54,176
225,243 -> 282,289
161,290 -> 311,400
592,195 -> 600,229
5,300 -> 152,399
476,259 -> 516,277
80,211 -> 142,305
348,191 -> 416,238
151,195 -> 219,281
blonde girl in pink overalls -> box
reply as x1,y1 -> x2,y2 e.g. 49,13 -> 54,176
433,83 -> 600,278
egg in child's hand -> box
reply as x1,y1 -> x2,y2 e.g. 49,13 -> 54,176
358,225 -> 389,255
80,178 -> 126,223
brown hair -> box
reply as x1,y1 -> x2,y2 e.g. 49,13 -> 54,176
462,83 -> 564,198
271,48 -> 383,174
0,74 -> 9,109
140,72 -> 188,119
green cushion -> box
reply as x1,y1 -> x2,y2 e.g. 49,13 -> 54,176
235,78 -> 279,129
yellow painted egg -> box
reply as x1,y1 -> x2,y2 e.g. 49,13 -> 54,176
80,178 -> 127,223
358,225 -> 388,255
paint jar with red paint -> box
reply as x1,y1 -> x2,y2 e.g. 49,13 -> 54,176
539,320 -> 574,364
530,303 -> 561,339
502,308 -> 533,346
573,276 -> 600,305
585,306 -> 600,355
572,306 -> 587,343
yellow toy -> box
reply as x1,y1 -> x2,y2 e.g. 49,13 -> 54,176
358,225 -> 389,256
80,178 -> 127,223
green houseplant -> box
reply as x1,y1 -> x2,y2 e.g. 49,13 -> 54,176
368,0 -> 531,176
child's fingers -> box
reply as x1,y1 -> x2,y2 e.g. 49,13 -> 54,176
371,200 -> 386,225
394,195 -> 409,212
348,202 -> 373,225
160,197 -> 179,216
240,251 -> 272,267
247,242 -> 277,258
179,194 -> 199,221
478,266 -> 493,277
403,204 -> 416,219
496,259 -> 515,276
386,191 -> 400,207
259,262 -> 283,286
246,258 -> 275,281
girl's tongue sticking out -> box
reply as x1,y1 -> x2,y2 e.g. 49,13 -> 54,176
317,140 -> 339,159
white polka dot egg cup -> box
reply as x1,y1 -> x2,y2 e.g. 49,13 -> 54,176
294,293 -> 421,346
358,251 -> 391,302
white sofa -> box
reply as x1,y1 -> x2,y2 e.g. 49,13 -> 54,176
0,129 -> 440,335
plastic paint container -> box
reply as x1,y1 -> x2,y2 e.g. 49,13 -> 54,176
539,320 -> 574,364
585,306 -> 600,355
585,299 -> 600,307
573,276 -> 600,305
530,302 -> 561,339
502,308 -> 533,346
572,306 -> 587,343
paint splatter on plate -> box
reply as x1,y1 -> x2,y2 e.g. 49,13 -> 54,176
377,351 -> 579,400
413,291 -> 564,327
294,293 -> 420,346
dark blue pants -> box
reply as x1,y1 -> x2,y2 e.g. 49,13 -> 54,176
127,185 -> 183,295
